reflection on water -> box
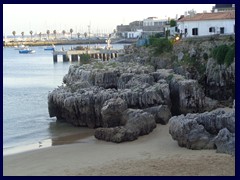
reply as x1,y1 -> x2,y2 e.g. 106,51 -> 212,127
48,121 -> 95,146
3,122 -> 95,156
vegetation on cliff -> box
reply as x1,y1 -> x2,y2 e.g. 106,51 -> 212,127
149,35 -> 173,55
211,43 -> 235,67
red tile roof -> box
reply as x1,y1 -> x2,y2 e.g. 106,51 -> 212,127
178,11 -> 235,22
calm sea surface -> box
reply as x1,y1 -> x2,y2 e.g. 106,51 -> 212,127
3,43 -> 126,155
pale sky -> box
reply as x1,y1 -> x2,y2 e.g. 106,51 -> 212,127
3,4 -> 214,36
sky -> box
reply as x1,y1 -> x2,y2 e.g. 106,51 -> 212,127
3,4 -> 214,36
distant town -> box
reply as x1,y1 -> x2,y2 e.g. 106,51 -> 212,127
3,4 -> 235,46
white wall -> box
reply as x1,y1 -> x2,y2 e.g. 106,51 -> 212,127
121,31 -> 142,38
178,19 -> 235,37
143,18 -> 167,27
127,31 -> 142,38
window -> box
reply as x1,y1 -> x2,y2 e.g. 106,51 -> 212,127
185,28 -> 188,34
220,27 -> 224,34
192,28 -> 198,35
209,27 -> 215,33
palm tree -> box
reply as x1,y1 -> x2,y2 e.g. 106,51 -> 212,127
84,32 -> 87,38
62,30 -> 66,37
77,32 -> 80,40
21,32 -> 24,40
12,31 -> 16,41
46,30 -> 50,40
39,32 -> 42,40
30,30 -> 33,40
70,28 -> 73,39
53,30 -> 57,39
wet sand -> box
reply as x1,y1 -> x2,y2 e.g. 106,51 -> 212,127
3,124 -> 235,176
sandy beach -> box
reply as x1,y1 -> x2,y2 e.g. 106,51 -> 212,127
3,124 -> 235,176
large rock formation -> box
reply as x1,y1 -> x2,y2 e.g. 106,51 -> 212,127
48,43 -> 225,143
48,62 -> 172,129
169,108 -> 235,155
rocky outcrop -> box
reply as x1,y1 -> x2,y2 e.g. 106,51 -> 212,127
48,42 -> 229,144
95,109 -> 156,143
48,62 -> 173,128
49,60 -> 219,129
205,58 -> 235,101
169,108 -> 235,155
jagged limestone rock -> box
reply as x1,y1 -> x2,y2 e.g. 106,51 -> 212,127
169,108 -> 235,155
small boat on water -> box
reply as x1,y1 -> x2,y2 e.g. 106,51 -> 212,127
44,45 -> 55,51
19,48 -> 36,54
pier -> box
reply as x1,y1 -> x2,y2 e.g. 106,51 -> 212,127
52,49 -> 119,63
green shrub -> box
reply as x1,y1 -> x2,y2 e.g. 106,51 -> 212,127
224,47 -> 235,67
80,54 -> 90,64
149,37 -> 173,55
211,45 -> 229,65
211,44 -> 235,66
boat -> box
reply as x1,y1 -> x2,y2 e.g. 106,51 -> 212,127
19,48 -> 36,54
44,45 -> 55,51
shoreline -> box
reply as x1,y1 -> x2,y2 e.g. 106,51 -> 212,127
3,124 -> 235,176
3,128 -> 95,156
3,39 -> 136,47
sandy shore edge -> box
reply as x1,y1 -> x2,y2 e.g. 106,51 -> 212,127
3,124 -> 235,176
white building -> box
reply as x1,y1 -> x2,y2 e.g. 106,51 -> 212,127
121,29 -> 143,39
177,11 -> 235,37
143,17 -> 167,27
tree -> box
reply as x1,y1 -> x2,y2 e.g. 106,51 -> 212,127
39,32 -> 42,40
70,28 -> 73,39
30,30 -> 33,40
53,30 -> 57,39
77,32 -> 80,40
84,32 -> 87,38
62,30 -> 66,37
170,19 -> 176,27
46,30 -> 50,40
12,31 -> 16,41
21,32 -> 24,40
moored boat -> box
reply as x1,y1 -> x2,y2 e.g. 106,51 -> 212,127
19,48 -> 36,54
44,45 -> 55,51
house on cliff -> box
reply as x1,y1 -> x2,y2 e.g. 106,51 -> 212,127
177,11 -> 235,38
116,17 -> 167,39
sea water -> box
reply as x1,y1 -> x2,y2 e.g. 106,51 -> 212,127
3,43 -> 126,155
